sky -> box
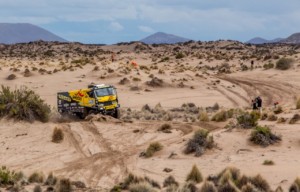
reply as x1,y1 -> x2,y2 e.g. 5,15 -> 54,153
1,0 -> 300,44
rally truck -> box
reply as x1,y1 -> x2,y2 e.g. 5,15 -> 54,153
57,84 -> 120,119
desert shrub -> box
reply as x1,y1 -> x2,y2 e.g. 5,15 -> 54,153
129,182 -> 156,192
273,106 -> 283,114
211,110 -> 228,122
132,77 -> 141,81
28,172 -> 44,183
297,98 -> 300,109
199,111 -> 209,122
263,160 -> 274,165
276,58 -> 293,70
212,103 -> 220,111
6,74 -> 16,80
237,111 -> 259,128
289,183 -> 299,192
218,180 -> 240,192
267,113 -> 278,121
56,178 -> 72,192
160,57 -> 169,62
289,114 -> 300,124
158,124 -> 172,133
186,165 -> 203,183
241,183 -> 257,192
163,176 -> 178,187
181,182 -> 198,192
184,129 -> 214,156
0,85 -> 51,122
45,172 -> 57,186
249,174 -> 270,192
250,125 -> 281,147
263,63 -> 274,70
275,186 -> 283,192
34,185 -> 42,192
261,113 -> 268,120
277,117 -> 286,124
52,127 -> 64,143
217,167 -> 240,185
71,181 -> 86,189
145,142 -> 163,158
200,181 -> 217,192
0,166 -> 18,186
175,52 -> 185,59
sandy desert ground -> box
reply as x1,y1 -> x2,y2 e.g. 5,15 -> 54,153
0,41 -> 300,191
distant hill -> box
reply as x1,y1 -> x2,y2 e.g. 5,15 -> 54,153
246,37 -> 284,44
280,33 -> 300,44
140,32 -> 190,44
0,23 -> 67,44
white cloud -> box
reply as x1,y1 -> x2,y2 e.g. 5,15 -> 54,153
138,25 -> 154,33
109,21 -> 124,31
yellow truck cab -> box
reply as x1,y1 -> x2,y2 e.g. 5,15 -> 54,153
57,84 -> 120,119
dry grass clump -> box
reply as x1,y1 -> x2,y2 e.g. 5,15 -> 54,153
273,106 -> 283,114
0,85 -> 51,122
158,123 -> 172,133
263,160 -> 274,165
199,111 -> 209,122
146,77 -> 164,87
267,113 -> 278,121
186,165 -> 203,183
276,57 -> 293,70
129,182 -> 156,192
33,185 -> 42,192
250,125 -> 281,147
56,178 -> 72,192
296,98 -> 300,109
145,142 -> 163,158
200,181 -> 217,192
45,172 -> 57,186
289,114 -> 300,124
114,173 -> 160,191
289,178 -> 300,192
184,129 -> 214,157
0,166 -> 19,186
6,74 -> 17,80
52,127 -> 64,143
28,172 -> 44,183
211,110 -> 229,122
249,174 -> 270,192
277,117 -> 287,124
237,111 -> 259,128
163,176 -> 178,187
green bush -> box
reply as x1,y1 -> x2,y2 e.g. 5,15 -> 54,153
237,111 -> 259,128
145,142 -> 163,158
175,52 -> 185,59
0,166 -> 19,186
275,58 -> 293,70
263,62 -> 274,70
186,165 -> 203,183
250,126 -> 281,147
0,85 -> 50,122
184,129 -> 214,156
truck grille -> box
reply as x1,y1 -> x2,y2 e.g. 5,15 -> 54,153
103,101 -> 113,106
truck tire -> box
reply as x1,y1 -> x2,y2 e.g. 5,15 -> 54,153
113,108 -> 121,119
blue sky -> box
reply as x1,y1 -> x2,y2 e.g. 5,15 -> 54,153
1,0 -> 300,44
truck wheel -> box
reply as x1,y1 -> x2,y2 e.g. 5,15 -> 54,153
113,108 -> 121,119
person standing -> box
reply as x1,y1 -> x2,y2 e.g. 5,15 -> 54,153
256,96 -> 262,113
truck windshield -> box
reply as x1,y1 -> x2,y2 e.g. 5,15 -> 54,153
95,87 -> 115,97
